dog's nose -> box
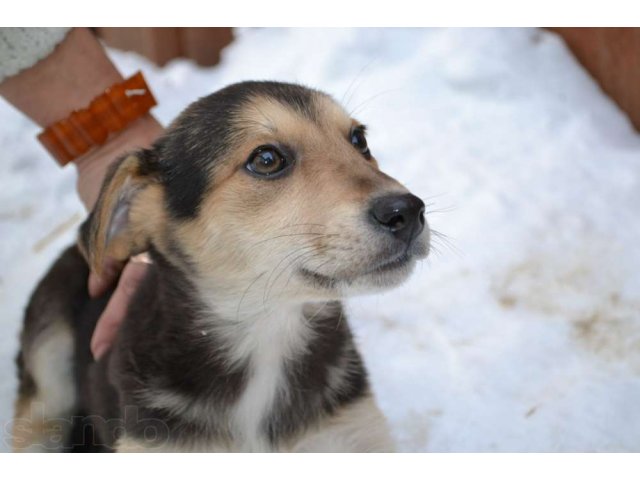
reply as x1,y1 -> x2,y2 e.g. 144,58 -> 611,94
369,193 -> 426,245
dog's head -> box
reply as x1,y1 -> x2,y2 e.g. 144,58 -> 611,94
79,81 -> 429,308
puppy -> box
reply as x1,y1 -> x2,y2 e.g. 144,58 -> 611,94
12,81 -> 429,452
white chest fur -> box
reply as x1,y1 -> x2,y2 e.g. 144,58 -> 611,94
214,304 -> 312,451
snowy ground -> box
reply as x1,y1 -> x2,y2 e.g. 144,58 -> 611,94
1,28 -> 640,452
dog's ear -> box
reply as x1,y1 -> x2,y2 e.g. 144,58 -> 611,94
78,150 -> 163,274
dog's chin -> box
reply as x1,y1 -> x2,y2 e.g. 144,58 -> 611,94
299,239 -> 429,297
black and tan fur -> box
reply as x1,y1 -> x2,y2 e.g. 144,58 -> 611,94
12,81 -> 429,452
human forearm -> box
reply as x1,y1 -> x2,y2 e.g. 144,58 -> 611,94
0,28 -> 124,127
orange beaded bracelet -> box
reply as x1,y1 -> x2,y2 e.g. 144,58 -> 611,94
37,71 -> 157,166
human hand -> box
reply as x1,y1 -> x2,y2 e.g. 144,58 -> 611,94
79,116 -> 163,360
73,114 -> 163,361
88,253 -> 152,360
76,116 -> 163,360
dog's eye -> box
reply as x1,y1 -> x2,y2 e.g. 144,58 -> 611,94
245,146 -> 289,177
350,126 -> 371,159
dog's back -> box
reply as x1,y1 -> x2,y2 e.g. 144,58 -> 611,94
14,245 -> 171,452
12,246 -> 108,451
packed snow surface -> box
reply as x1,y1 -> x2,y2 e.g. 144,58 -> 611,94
1,28 -> 639,452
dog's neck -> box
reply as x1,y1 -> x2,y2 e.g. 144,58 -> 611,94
155,248 -> 316,359
138,248 -> 367,450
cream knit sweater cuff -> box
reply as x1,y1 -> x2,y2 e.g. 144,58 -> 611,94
0,27 -> 72,83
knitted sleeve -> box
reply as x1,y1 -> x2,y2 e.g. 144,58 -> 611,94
0,28 -> 72,83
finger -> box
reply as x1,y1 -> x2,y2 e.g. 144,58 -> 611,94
88,258 -> 125,298
91,260 -> 149,360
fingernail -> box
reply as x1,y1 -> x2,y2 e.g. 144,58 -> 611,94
93,343 -> 108,361
131,252 -> 152,265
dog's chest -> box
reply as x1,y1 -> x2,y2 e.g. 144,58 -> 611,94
218,306 -> 311,451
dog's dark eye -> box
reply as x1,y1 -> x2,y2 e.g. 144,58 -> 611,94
245,146 -> 290,178
350,126 -> 371,159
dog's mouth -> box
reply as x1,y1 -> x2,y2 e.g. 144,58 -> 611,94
299,250 -> 416,290
363,251 -> 413,275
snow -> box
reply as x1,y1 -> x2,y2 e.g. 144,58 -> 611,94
1,28 -> 640,452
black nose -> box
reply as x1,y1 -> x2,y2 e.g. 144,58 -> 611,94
370,193 -> 426,245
